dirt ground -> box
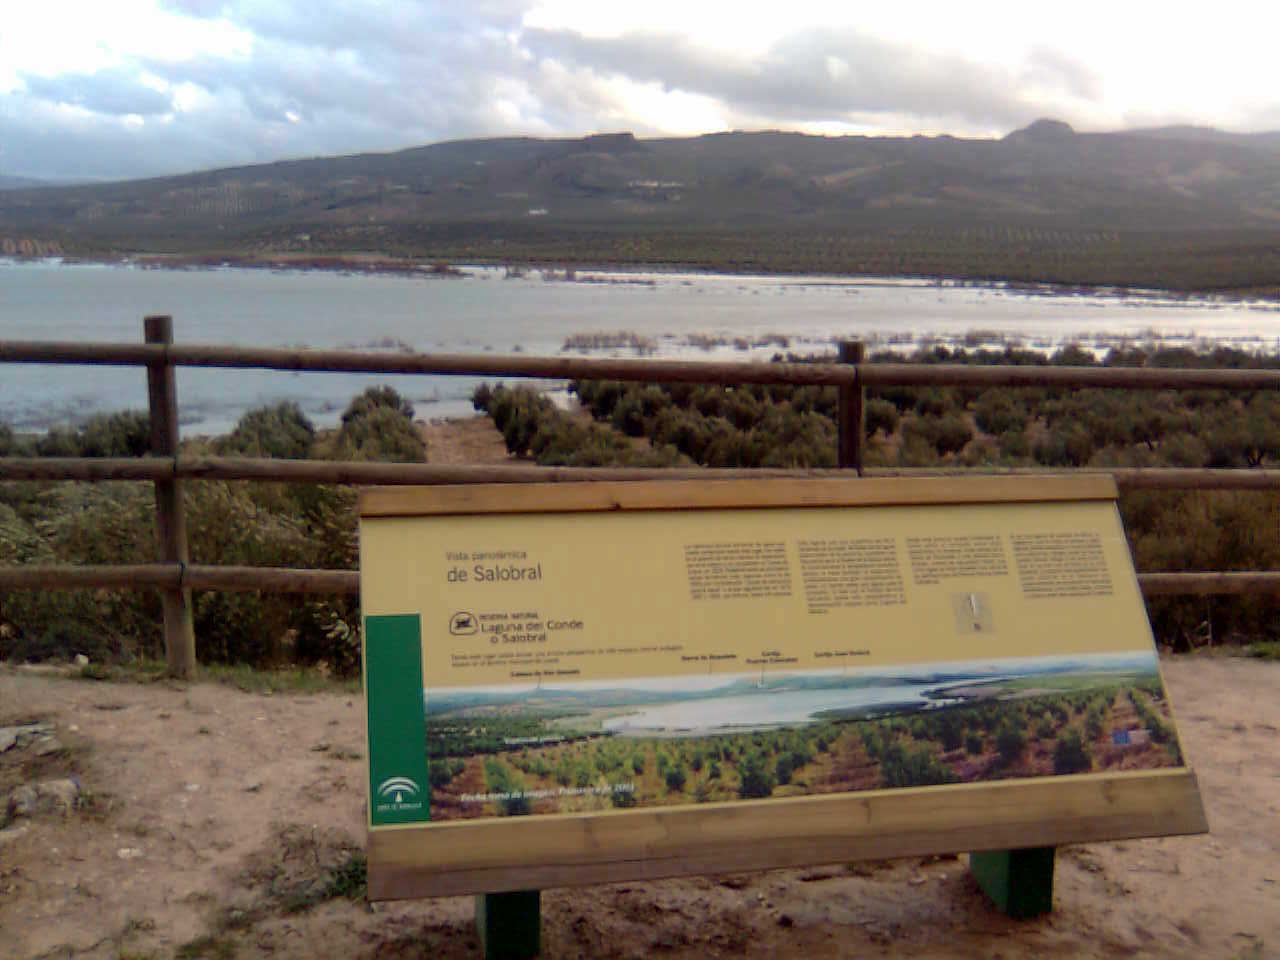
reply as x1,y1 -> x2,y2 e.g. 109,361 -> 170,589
417,416 -> 512,466
0,656 -> 1275,960
416,409 -> 652,467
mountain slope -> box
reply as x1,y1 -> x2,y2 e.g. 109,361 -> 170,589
3,122 -> 1279,290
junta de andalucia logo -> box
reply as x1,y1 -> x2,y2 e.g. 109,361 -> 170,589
376,776 -> 422,806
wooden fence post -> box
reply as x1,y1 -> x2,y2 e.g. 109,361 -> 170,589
837,340 -> 865,475
144,315 -> 197,679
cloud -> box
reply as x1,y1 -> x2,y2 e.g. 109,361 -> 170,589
160,0 -> 529,58
1022,47 -> 1102,103
1,97 -> 245,181
21,69 -> 174,118
0,1 -> 1269,183
521,26 -> 1099,132
2,3 -> 542,179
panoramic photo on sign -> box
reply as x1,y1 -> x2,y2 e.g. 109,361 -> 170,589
359,481 -> 1187,829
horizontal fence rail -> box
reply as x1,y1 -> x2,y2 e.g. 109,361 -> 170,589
2,320 -> 1278,677
0,457 -> 1278,491
0,563 -> 1274,599
0,563 -> 358,594
4,339 -> 1280,390
0,563 -> 357,593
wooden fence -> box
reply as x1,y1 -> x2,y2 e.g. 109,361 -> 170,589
1,315 -> 1278,678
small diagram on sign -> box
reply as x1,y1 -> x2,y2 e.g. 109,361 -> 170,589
449,611 -> 478,636
951,592 -> 995,634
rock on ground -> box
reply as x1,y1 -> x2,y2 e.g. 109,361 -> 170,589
34,778 -> 80,815
6,784 -> 37,819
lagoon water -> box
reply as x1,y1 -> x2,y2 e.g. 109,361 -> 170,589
604,683 -> 946,734
3,259 -> 1278,436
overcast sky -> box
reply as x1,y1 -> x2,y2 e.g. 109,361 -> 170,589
4,1 -> 1279,182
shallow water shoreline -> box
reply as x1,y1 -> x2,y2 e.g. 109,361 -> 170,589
7,252 -> 1280,304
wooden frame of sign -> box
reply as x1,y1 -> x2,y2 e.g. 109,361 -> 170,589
358,476 -> 1208,902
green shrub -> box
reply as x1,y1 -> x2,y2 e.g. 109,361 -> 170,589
610,393 -> 648,437
78,412 -> 153,457
901,414 -> 973,458
1160,432 -> 1209,468
865,399 -> 900,437
610,787 -> 637,808
491,386 -> 552,456
471,382 -> 494,412
973,392 -> 1028,436
932,414 -> 974,456
184,481 -> 321,666
1085,709 -> 1105,740
291,602 -> 362,678
1033,424 -> 1095,467
33,412 -> 151,458
914,388 -> 955,418
997,428 -> 1031,460
1145,715 -> 1171,744
0,484 -> 160,663
995,723 -> 1025,765
896,432 -> 936,466
342,385 -> 414,424
479,382 -> 688,468
664,765 -> 688,792
0,423 -> 34,457
554,759 -> 572,787
880,745 -> 955,788
219,402 -> 315,459
937,715 -> 965,751
332,388 -> 425,462
1053,730 -> 1092,775
483,757 -> 530,816
429,758 -> 466,789
6,616 -> 111,665
737,752 -> 775,799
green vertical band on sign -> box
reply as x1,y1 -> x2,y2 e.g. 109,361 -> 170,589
365,614 -> 431,827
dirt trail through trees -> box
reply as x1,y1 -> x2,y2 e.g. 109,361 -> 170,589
0,656 -> 1276,960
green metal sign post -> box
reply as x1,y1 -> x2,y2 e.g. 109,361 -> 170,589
969,847 -> 1057,918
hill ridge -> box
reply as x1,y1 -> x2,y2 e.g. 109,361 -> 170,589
3,125 -> 1280,291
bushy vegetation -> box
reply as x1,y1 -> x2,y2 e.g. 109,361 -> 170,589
330,386 -> 425,462
216,401 -> 315,459
472,382 -> 688,467
1053,729 -> 1092,775
3,337 -> 1278,672
0,411 -> 152,459
0,389 -> 423,672
570,379 -> 839,468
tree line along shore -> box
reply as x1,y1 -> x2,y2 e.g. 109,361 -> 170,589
1,342 -> 1277,672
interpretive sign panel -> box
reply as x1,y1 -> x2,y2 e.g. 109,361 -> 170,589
359,477 -> 1207,900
